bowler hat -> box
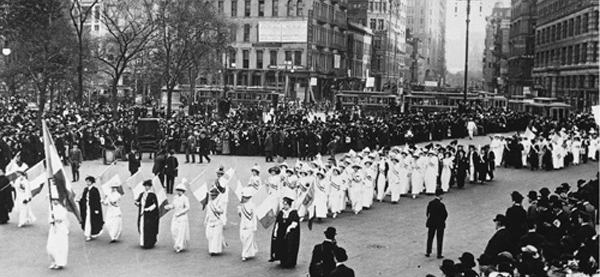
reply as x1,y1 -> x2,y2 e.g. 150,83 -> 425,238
324,227 -> 337,238
458,252 -> 476,268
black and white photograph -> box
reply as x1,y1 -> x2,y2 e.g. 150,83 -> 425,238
0,0 -> 598,276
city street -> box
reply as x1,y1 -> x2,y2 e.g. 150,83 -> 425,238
1,134 -> 597,277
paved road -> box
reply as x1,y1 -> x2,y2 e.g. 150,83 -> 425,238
1,134 -> 598,277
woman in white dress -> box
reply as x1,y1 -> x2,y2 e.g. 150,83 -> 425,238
375,154 -> 387,202
205,188 -> 225,255
398,152 -> 410,196
424,151 -> 439,194
348,164 -> 363,214
361,159 -> 375,209
238,187 -> 258,261
411,152 -> 426,198
47,192 -> 69,270
313,170 -> 329,220
102,184 -> 122,242
571,136 -> 582,165
440,152 -> 454,192
167,183 -> 190,253
14,172 -> 35,227
247,165 -> 262,192
388,156 -> 401,203
328,167 -> 345,218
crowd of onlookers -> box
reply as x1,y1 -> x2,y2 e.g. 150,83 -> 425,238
432,176 -> 599,277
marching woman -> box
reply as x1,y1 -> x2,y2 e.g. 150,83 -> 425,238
269,195 -> 300,268
348,164 -> 363,214
424,151 -> 439,194
102,183 -> 122,242
362,158 -> 376,209
205,187 -> 226,256
440,152 -> 454,192
79,176 -> 104,241
247,165 -> 262,192
388,155 -> 401,203
328,167 -> 345,218
267,166 -> 282,196
135,180 -> 160,249
411,151 -> 426,199
14,171 -> 36,227
398,151 -> 410,196
375,152 -> 388,202
296,168 -> 310,219
47,186 -> 69,270
571,136 -> 582,165
238,187 -> 258,261
166,182 -> 190,253
314,169 -> 329,220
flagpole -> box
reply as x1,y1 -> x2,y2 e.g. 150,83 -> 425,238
42,120 -> 56,226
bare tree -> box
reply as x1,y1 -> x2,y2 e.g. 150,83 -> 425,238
69,0 -> 99,104
95,0 -> 156,119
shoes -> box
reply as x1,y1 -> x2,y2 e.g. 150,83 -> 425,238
425,253 -> 431,257
437,255 -> 444,259
268,258 -> 275,262
242,257 -> 247,261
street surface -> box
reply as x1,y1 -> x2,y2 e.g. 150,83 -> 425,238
1,133 -> 598,277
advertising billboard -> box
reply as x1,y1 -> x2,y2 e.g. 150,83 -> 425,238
258,21 -> 308,43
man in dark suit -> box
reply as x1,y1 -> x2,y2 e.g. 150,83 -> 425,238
505,191 -> 528,242
309,227 -> 338,277
329,247 -> 354,277
484,214 -> 516,257
164,150 -> 178,194
426,188 -> 448,259
198,132 -> 211,163
127,148 -> 140,176
152,150 -> 166,186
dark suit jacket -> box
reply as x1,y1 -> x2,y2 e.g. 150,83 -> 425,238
519,231 -> 547,250
484,227 -> 515,256
165,156 -> 178,177
309,240 -> 337,276
329,264 -> 355,277
506,204 -> 528,237
128,153 -> 140,172
426,198 -> 448,228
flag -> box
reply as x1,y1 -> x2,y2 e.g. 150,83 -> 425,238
219,168 -> 235,188
6,171 -> 18,183
43,120 -> 82,223
193,182 -> 208,208
523,127 -> 536,141
126,171 -> 146,201
255,194 -> 278,229
592,105 -> 600,125
233,180 -> 243,202
26,161 -> 46,197
251,185 -> 269,207
98,163 -> 124,195
150,176 -> 169,218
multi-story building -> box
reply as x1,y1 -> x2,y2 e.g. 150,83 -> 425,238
507,0 -> 536,97
348,0 -> 407,92
406,0 -> 446,85
346,22 -> 373,89
532,0 -> 599,111
483,2 -> 511,94
217,0 -> 348,101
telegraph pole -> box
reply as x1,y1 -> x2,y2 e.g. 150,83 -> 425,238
463,0 -> 471,102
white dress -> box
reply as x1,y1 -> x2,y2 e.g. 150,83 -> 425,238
47,204 -> 69,267
205,197 -> 225,254
411,157 -> 425,195
490,139 -> 504,167
14,177 -> 36,227
388,162 -> 401,202
313,178 -> 329,219
398,159 -> 410,195
571,140 -> 581,165
170,195 -> 190,251
328,174 -> 345,214
424,156 -> 439,194
104,191 -> 122,241
375,160 -> 387,201
362,165 -> 375,208
348,171 -> 363,214
238,202 -> 258,259
440,157 -> 453,192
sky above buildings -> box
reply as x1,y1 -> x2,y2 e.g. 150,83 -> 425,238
445,0 -> 510,73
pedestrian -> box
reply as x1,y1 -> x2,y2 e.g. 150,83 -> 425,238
102,183 -> 122,242
309,227 -> 338,277
205,187 -> 226,256
455,252 -> 478,277
69,144 -> 83,182
467,119 -> 477,140
165,149 -> 178,194
439,259 -> 457,277
265,131 -> 274,162
238,187 -> 258,261
79,176 -> 104,241
0,169 -> 15,224
269,195 -> 300,268
152,150 -> 166,186
127,148 -> 140,176
329,247 -> 354,277
483,214 -> 515,257
166,181 -> 190,253
505,191 -> 527,243
14,171 -> 36,227
426,188 -> 448,259
47,187 -> 69,270
185,131 -> 197,163
135,180 -> 160,249
198,132 -> 211,163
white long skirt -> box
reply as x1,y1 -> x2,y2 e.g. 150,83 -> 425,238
349,184 -> 362,213
105,206 -> 122,241
411,171 -> 424,195
206,222 -> 224,254
362,181 -> 374,208
16,199 -> 36,227
47,224 -> 69,267
328,189 -> 344,214
398,172 -> 409,195
240,229 -> 257,258
376,174 -> 387,201
313,190 -> 328,219
441,168 -> 451,192
389,176 -> 401,202
424,171 -> 437,194
171,215 -> 190,251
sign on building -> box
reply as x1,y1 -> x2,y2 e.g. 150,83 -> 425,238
258,21 -> 308,43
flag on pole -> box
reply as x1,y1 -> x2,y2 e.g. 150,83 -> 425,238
219,168 -> 235,188
251,185 -> 269,207
523,127 -> 536,141
42,120 -> 82,223
592,105 -> 600,125
126,171 -> 147,201
26,161 -> 46,198
98,163 -> 124,196
255,194 -> 278,229
233,180 -> 243,202
192,182 -> 208,208
150,176 -> 170,218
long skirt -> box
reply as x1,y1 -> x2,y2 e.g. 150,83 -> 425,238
328,190 -> 344,214
376,174 -> 387,201
171,215 -> 190,251
206,222 -> 224,254
349,185 -> 362,213
441,169 -> 451,192
313,191 -> 328,219
398,173 -> 409,195
47,224 -> 69,267
240,229 -> 258,258
16,200 -> 36,227
411,171 -> 424,195
105,214 -> 122,241
362,181 -> 374,208
424,172 -> 437,194
389,176 -> 401,202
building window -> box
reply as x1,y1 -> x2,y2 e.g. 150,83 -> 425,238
243,24 -> 250,42
272,0 -> 278,16
231,0 -> 238,16
218,0 -> 224,13
582,13 -> 589,33
369,1 -> 373,11
287,0 -> 293,16
593,42 -> 598,62
568,18 -> 574,36
296,0 -> 302,16
94,25 -> 99,32
256,50 -> 263,68
294,51 -> 302,66
94,7 -> 100,21
285,51 -> 292,62
383,2 -> 386,13
370,19 -> 376,29
245,0 -> 251,17
270,50 -> 277,66
574,44 -> 580,64
581,43 -> 588,63
243,50 -> 249,68
575,16 -> 581,35
258,0 -> 264,16
378,19 -> 384,30
230,49 -> 237,66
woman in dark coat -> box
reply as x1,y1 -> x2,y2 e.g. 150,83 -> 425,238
270,196 -> 300,268
135,180 -> 160,249
0,170 -> 15,224
79,176 -> 104,240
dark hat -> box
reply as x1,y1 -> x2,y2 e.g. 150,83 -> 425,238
458,252 -> 476,268
559,182 -> 570,191
539,187 -> 550,196
85,176 -> 96,183
577,179 -> 586,187
439,259 -> 455,274
527,190 -> 538,200
333,247 -> 348,262
538,198 -> 550,208
450,140 -> 458,145
268,166 -> 281,174
282,196 -> 294,205
216,166 -> 225,175
435,188 -> 444,196
142,179 -> 153,187
324,227 -> 337,238
493,214 -> 506,224
511,191 -> 524,202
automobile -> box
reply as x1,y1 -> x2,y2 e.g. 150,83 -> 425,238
136,118 -> 163,156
